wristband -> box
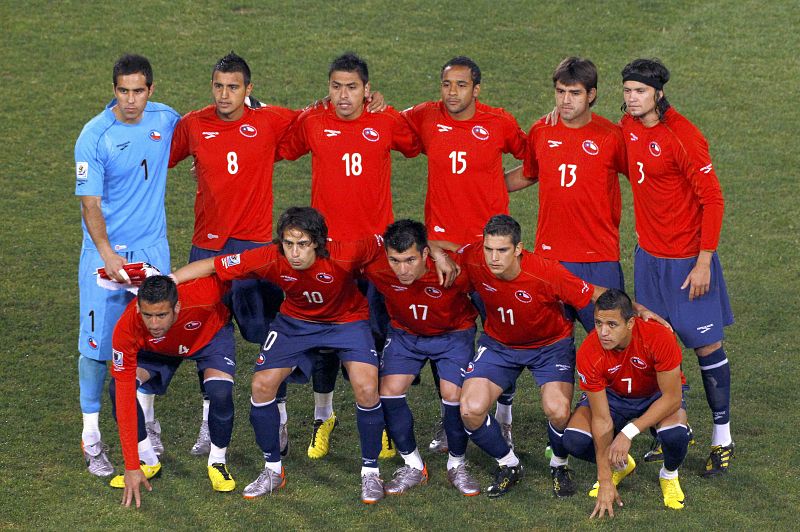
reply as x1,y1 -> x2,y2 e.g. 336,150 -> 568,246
621,423 -> 640,440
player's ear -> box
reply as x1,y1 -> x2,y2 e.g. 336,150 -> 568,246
147,82 -> 155,98
174,301 -> 182,315
587,87 -> 597,106
473,83 -> 481,99
364,81 -> 371,99
514,241 -> 523,256
245,83 -> 253,97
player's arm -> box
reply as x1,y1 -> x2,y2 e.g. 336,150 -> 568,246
504,165 -> 537,191
170,257 -> 216,283
80,196 -> 128,283
428,244 -> 460,288
587,389 -> 623,518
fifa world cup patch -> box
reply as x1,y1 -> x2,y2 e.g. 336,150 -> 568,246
112,349 -> 124,370
76,162 -> 89,181
221,254 -> 241,268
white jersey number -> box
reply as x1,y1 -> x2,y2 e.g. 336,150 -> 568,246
408,304 -> 428,320
342,152 -> 362,176
497,307 -> 515,325
303,291 -> 324,304
636,161 -> 645,184
449,151 -> 467,174
558,163 -> 577,188
227,151 -> 239,175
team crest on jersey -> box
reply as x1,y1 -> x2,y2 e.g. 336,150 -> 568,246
316,272 -> 334,284
240,124 -> 257,138
362,128 -> 380,142
88,337 -> 98,350
648,141 -> 662,157
582,140 -> 599,155
184,321 -> 202,330
256,353 -> 265,365
221,254 -> 241,268
514,290 -> 532,303
471,125 -> 490,140
76,162 -> 88,181
425,287 -> 443,299
149,130 -> 162,142
112,349 -> 124,369
630,356 -> 648,370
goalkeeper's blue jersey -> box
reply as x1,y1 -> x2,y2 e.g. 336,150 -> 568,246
74,99 -> 180,252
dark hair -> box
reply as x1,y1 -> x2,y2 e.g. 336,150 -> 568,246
441,56 -> 481,85
329,52 -> 369,84
483,214 -> 521,247
274,207 -> 329,258
553,56 -> 598,107
595,288 -> 636,321
213,51 -> 251,86
138,275 -> 178,307
620,58 -> 671,120
384,219 -> 428,254
113,54 -> 153,87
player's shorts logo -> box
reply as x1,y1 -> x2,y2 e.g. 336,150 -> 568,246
465,361 -> 475,374
425,287 -> 443,298
76,162 -> 88,181
184,321 -> 202,330
256,353 -> 265,365
316,272 -> 334,284
582,139 -> 599,155
362,128 -> 380,142
240,124 -> 258,138
149,130 -> 162,142
112,349 -> 124,370
515,290 -> 532,303
648,141 -> 662,157
630,356 -> 648,370
88,337 -> 98,350
471,125 -> 490,140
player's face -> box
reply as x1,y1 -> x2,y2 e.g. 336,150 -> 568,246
594,308 -> 635,350
387,245 -> 430,285
212,71 -> 253,121
483,234 -> 523,280
555,81 -> 595,125
282,228 -> 318,270
113,73 -> 153,124
441,65 -> 480,119
623,81 -> 661,124
138,300 -> 180,338
329,70 -> 368,120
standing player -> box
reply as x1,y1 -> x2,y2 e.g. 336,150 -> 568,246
402,56 -> 527,451
278,53 -> 420,458
563,289 -> 691,514
505,57 -> 627,331
364,219 -> 481,496
620,58 -> 734,475
109,275 -> 238,508
169,52 -> 296,456
75,54 -> 179,476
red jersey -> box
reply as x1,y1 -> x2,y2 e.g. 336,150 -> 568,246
111,276 -> 232,469
277,106 -> 420,240
621,108 -> 724,258
460,244 -> 593,348
577,318 -> 684,398
363,253 -> 476,336
169,104 -> 299,250
214,238 -> 383,323
524,114 -> 626,262
402,101 -> 527,244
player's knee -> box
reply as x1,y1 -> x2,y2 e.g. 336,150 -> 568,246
251,373 -> 278,402
562,428 -> 593,458
204,378 -> 234,405
460,396 -> 489,429
659,424 -> 690,453
352,380 -> 379,406
541,396 -> 571,427
696,341 -> 723,357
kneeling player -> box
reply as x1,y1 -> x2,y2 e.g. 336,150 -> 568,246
564,289 -> 691,516
365,219 -> 480,496
110,275 -> 237,508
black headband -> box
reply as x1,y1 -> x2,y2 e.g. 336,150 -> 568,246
622,73 -> 664,90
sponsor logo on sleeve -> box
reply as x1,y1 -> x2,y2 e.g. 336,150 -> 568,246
149,130 -> 162,142
581,281 -> 590,294
76,162 -> 89,181
239,124 -> 257,137
112,349 -> 124,370
316,272 -> 334,284
184,320 -> 202,330
630,356 -> 648,370
648,141 -> 662,157
221,254 -> 241,268
425,286 -> 443,298
471,125 -> 490,140
515,290 -> 532,303
362,128 -> 380,142
699,163 -> 713,174
582,139 -> 599,155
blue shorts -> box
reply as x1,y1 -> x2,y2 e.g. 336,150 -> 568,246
255,314 -> 378,383
560,261 -> 625,333
577,388 -> 688,433
78,241 -> 170,361
381,327 -> 476,387
138,324 -> 236,395
190,239 -> 284,345
464,333 -> 576,390
634,247 -> 734,348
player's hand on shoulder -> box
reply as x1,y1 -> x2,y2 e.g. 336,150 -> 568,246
632,302 -> 672,331
122,469 -> 152,509
543,106 -> 559,126
431,250 -> 460,288
590,482 -> 622,519
366,91 -> 387,113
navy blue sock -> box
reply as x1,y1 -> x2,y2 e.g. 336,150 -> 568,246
276,380 -> 288,403
442,401 -> 468,456
250,398 -> 281,462
466,415 -> 509,459
562,428 -> 596,463
197,370 -> 209,401
356,402 -> 384,468
658,424 -> 690,471
205,378 -> 234,448
548,421 -> 568,459
109,378 -> 147,443
498,381 -> 516,405
698,347 -> 731,424
381,396 -> 416,454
